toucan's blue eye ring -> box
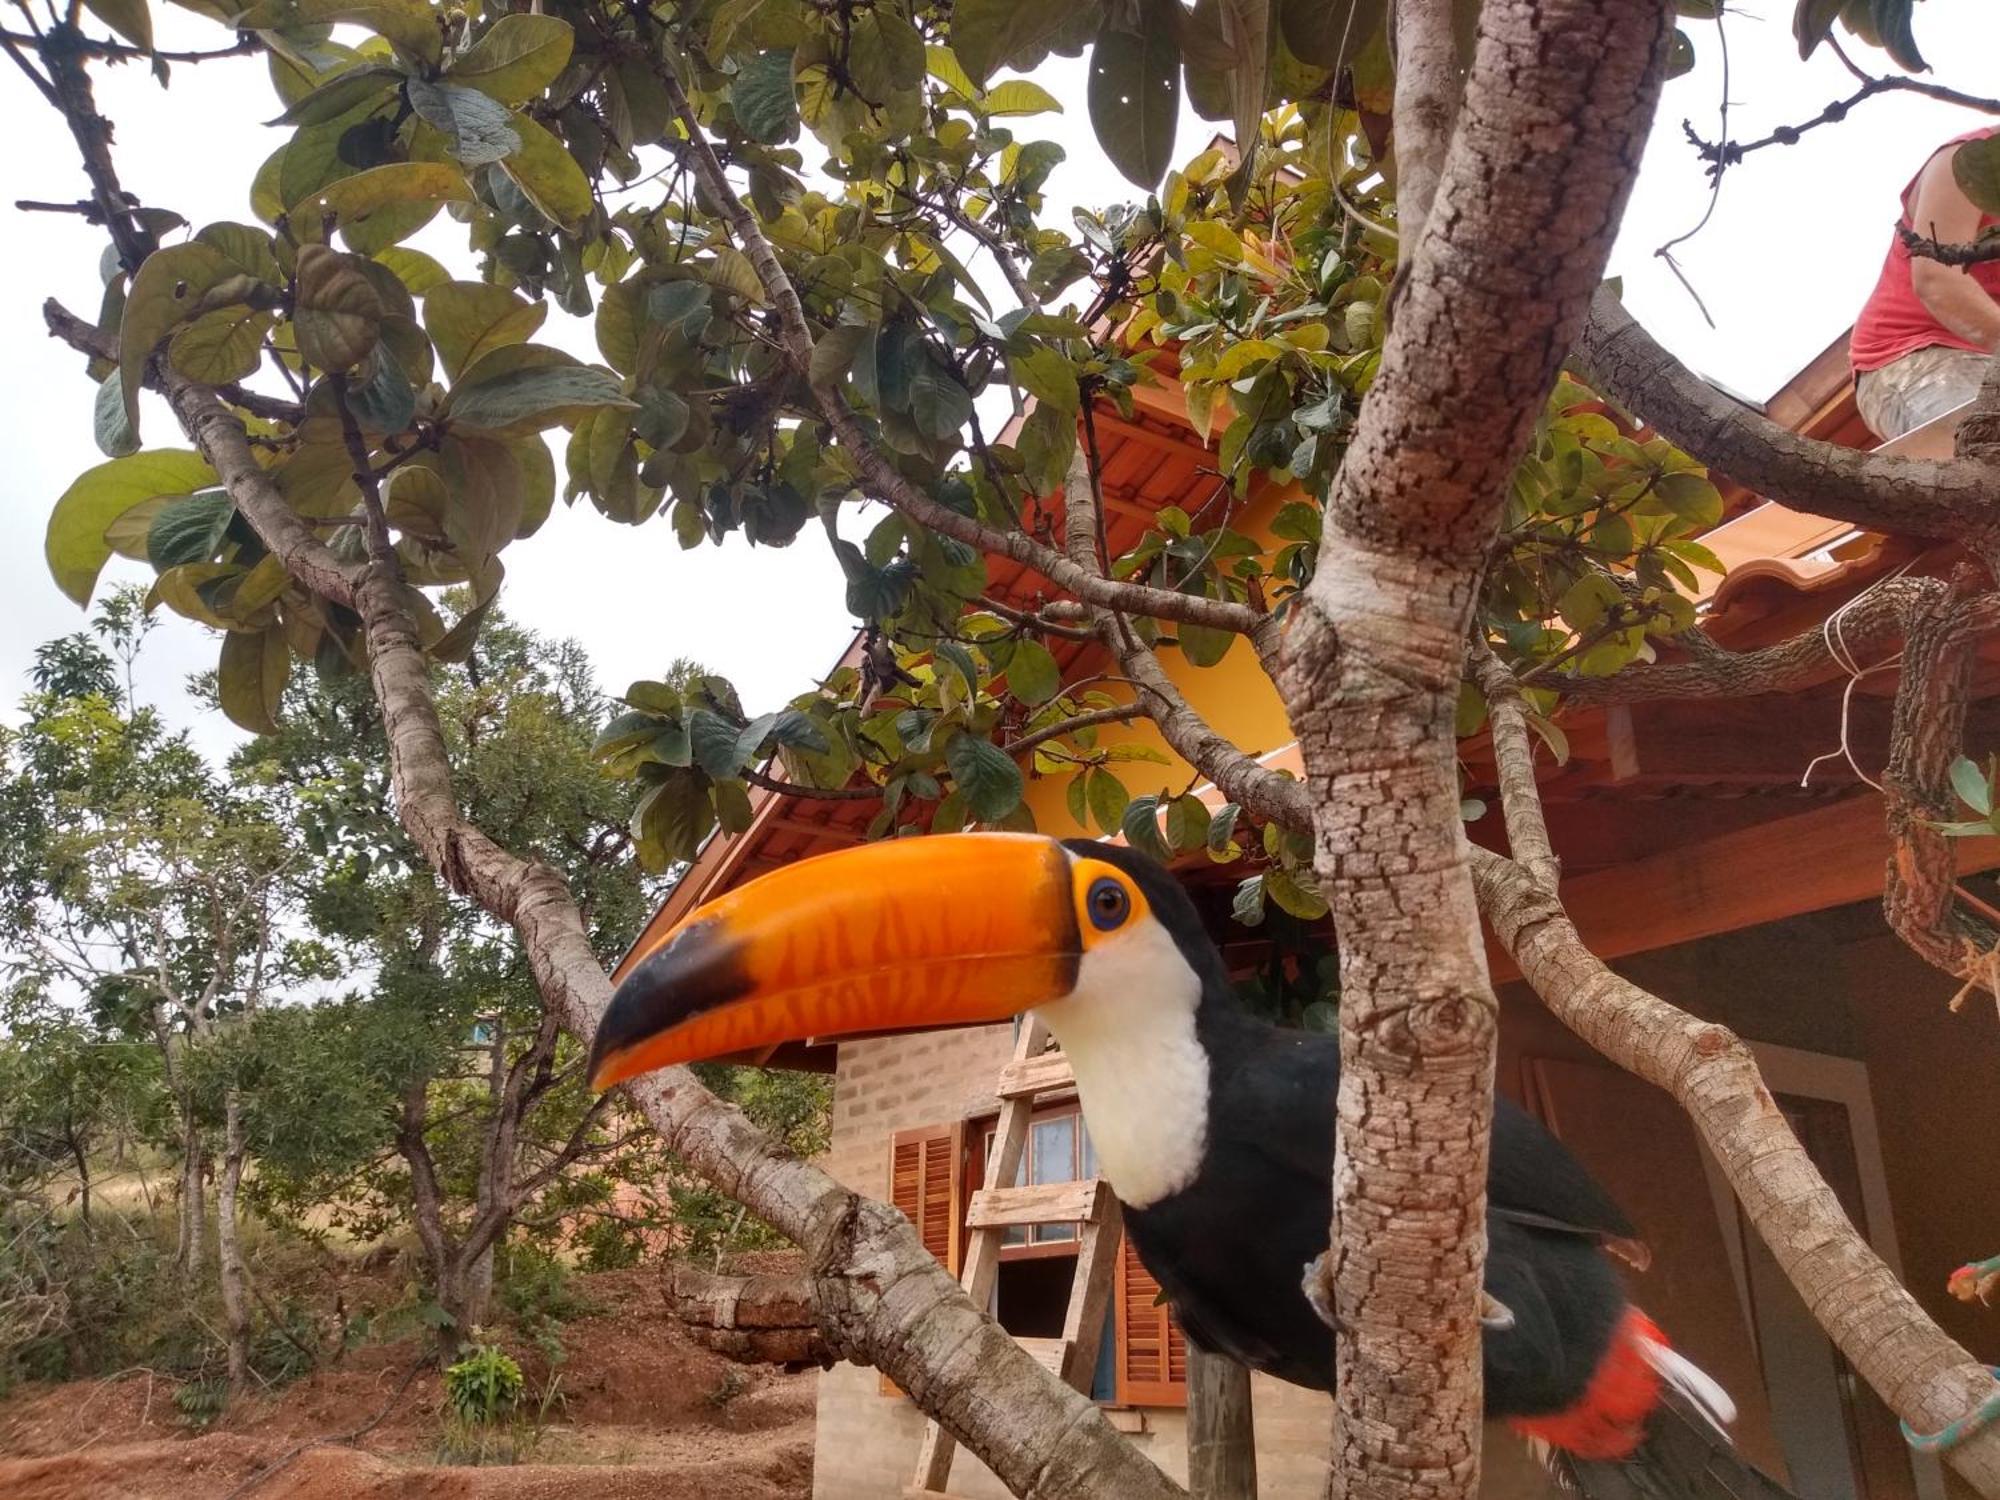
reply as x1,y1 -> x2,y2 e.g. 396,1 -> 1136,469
1086,876 -> 1130,931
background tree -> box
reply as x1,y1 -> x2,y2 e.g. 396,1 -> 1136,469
8,0 -> 2000,1492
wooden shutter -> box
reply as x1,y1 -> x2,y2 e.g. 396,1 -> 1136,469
889,1122 -> 964,1273
1114,1233 -> 1187,1407
883,1122 -> 963,1397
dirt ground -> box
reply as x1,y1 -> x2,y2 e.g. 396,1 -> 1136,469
0,1266 -> 818,1500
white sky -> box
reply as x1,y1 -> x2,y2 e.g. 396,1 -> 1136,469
1,2 -> 1996,757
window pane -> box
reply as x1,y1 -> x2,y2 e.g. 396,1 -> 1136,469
1031,1116 -> 1079,1244
1032,1117 -> 1076,1183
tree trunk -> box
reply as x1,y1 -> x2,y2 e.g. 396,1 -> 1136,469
1186,1343 -> 1257,1500
177,1107 -> 204,1282
1277,2 -> 1672,1494
66,1122 -> 92,1235
217,1089 -> 251,1392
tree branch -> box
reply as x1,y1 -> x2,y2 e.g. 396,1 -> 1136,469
1555,574 -> 1938,705
1901,224 -> 2000,268
654,64 -> 1263,641
1390,0 -> 1460,247
1882,572 -> 2000,986
1471,646 -> 1560,891
1002,703 -> 1147,757
1473,847 -> 2000,1488
1576,288 -> 2000,543
1687,67 -> 2000,179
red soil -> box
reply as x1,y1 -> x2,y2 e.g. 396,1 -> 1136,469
0,1266 -> 817,1500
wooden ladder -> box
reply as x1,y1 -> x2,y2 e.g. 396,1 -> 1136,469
907,1016 -> 1122,1496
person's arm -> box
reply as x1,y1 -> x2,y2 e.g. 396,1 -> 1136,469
1908,145 -> 2000,352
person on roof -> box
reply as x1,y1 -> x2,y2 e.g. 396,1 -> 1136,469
1852,126 -> 2000,441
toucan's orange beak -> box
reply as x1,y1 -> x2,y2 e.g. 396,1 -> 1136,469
588,834 -> 1081,1090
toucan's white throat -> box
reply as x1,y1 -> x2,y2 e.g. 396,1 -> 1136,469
1032,914 -> 1209,1209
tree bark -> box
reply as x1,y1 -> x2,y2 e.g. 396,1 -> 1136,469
1276,2 -> 1671,1494
1575,288 -> 2000,541
177,1108 -> 205,1283
217,1088 -> 251,1392
1186,1343 -> 1258,1500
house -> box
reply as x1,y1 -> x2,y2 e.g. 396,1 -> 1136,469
615,336 -> 2000,1500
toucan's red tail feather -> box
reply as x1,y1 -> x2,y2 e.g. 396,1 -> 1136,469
1518,1310 -> 1800,1500
1510,1309 -> 1665,1459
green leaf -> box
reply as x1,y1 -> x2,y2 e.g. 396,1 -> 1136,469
1280,0 -> 1382,68
946,735 -> 1025,823
168,306 -> 275,383
1867,0 -> 1924,71
1087,769 -> 1130,836
1066,771 -> 1091,829
446,14 -> 575,106
499,114 -> 593,233
217,628 -> 290,736
632,771 -> 716,868
951,0 -> 1076,81
910,358 -> 973,440
1230,873 -> 1266,927
1121,793 -> 1170,860
83,0 -> 152,51
983,79 -> 1064,115
688,708 -> 750,778
714,777 -> 756,834
347,343 -> 418,434
770,708 -> 831,753
120,243 -> 232,436
93,371 -> 138,459
1792,0 -> 1844,56
733,711 -> 781,769
1088,12 -> 1182,190
1178,620 -> 1236,667
269,63 -> 403,126
1217,0 -> 1268,180
1264,863 -> 1328,920
1206,801 -> 1242,860
425,281 -> 548,381
1652,470 -> 1722,529
1006,639 -> 1061,705
293,244 -> 384,372
239,0 -> 441,63
1955,136 -> 2000,218
1010,347 -> 1080,413
146,491 -> 233,569
1951,755 -> 1992,816
811,323 -> 868,389
46,450 -> 215,606
375,246 -> 450,296
1164,793 -> 1211,851
405,78 -> 522,166
295,162 -> 473,240
733,49 -> 800,144
445,354 -> 635,432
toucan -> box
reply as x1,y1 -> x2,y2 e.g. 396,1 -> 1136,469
590,833 -> 1798,1499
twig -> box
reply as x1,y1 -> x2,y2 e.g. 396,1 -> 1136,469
739,763 -> 879,801
1002,703 -> 1146,757
1901,225 -> 2000,268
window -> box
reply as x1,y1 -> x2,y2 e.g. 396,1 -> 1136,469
980,1105 -> 1091,1251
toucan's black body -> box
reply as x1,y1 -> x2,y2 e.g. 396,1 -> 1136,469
1089,842 -> 1632,1418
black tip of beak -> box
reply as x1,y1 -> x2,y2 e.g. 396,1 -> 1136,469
588,919 -> 755,1088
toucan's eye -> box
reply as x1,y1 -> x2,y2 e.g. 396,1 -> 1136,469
1086,876 -> 1130,932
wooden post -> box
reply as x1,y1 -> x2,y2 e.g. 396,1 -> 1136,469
1186,1341 -> 1257,1498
